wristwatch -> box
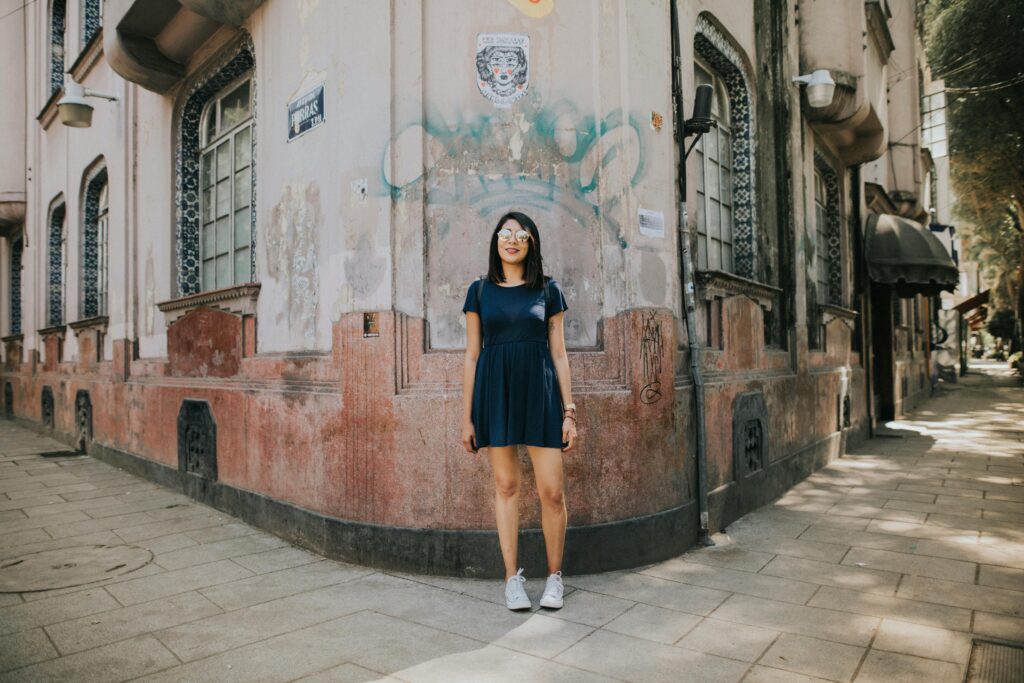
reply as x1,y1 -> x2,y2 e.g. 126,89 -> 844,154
563,403 -> 576,412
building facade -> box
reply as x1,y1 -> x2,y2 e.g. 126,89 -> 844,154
0,0 -> 955,576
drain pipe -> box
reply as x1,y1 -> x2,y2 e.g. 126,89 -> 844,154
670,0 -> 714,547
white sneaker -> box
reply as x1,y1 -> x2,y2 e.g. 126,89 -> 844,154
539,571 -> 564,609
505,568 -> 531,610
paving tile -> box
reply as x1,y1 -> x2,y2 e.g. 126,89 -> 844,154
759,633 -> 864,681
978,564 -> 1024,591
395,643 -> 620,683
113,512 -> 230,543
230,544 -> 323,573
640,557 -> 819,605
555,629 -> 749,683
759,555 -> 901,595
723,515 -> 811,540
872,619 -> 972,664
152,533 -> 287,570
546,587 -> 633,628
59,483 -> 158,501
709,594 -> 879,646
0,510 -> 91,534
743,665 -> 832,682
799,524 -> 922,553
826,502 -> 927,524
842,547 -> 975,583
45,591 -> 223,655
199,560 -> 372,611
105,558 -> 254,606
140,611 -> 481,683
0,628 -> 58,672
0,528 -> 52,549
756,509 -> 871,531
676,617 -> 777,661
1,634 -> 179,682
0,531 -> 122,566
603,603 -> 702,644
897,575 -> 1024,617
0,494 -> 65,512
567,570 -> 731,616
896,483 -> 983,499
973,611 -> 1024,642
853,649 -> 962,683
806,586 -> 971,632
293,663 -> 390,683
865,519 -> 981,543
731,536 -> 848,563
44,510 -> 158,539
682,545 -> 776,572
131,532 -> 198,555
182,522 -> 261,544
491,613 -> 593,658
0,588 -> 121,636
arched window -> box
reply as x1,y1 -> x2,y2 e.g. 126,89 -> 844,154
693,59 -> 734,273
199,76 -> 253,290
50,0 -> 67,96
82,164 -> 108,317
9,237 -> 22,335
81,0 -> 102,45
813,154 -> 842,307
694,15 -> 756,279
47,199 -> 67,327
175,39 -> 255,296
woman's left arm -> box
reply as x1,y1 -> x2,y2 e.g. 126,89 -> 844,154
548,312 -> 577,451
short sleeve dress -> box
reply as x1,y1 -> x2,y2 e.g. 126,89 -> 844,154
462,277 -> 569,449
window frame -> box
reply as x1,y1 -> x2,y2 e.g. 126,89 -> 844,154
693,57 -> 735,274
197,73 -> 254,292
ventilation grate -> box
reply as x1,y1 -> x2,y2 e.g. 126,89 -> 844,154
966,640 -> 1024,683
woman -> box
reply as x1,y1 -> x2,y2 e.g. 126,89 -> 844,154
461,211 -> 578,611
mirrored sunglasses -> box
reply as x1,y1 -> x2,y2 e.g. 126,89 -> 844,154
497,228 -> 532,243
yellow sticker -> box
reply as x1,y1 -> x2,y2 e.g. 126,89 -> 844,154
508,0 -> 554,19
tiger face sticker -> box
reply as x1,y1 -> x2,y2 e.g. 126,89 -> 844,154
476,33 -> 529,108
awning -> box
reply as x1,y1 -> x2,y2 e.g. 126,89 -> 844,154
865,214 -> 958,296
953,289 -> 989,314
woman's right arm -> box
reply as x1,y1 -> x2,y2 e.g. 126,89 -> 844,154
462,310 -> 483,453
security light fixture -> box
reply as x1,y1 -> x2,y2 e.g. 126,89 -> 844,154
792,69 -> 837,108
683,83 -> 714,160
58,78 -> 119,128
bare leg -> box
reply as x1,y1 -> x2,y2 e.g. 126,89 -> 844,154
527,446 -> 567,574
489,446 -> 521,580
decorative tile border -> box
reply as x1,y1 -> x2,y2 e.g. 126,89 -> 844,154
814,153 -> 842,306
47,200 -> 66,327
174,34 -> 256,296
81,0 -> 101,46
10,236 -> 22,335
50,0 -> 66,96
81,163 -> 107,318
695,14 -> 756,280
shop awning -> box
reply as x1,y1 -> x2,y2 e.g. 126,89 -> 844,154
953,289 -> 989,314
865,214 -> 958,296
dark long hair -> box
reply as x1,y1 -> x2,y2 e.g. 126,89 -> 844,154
487,211 -> 548,289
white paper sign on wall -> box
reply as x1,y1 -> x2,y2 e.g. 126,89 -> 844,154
638,208 -> 666,238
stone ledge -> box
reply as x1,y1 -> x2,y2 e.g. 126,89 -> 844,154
68,315 -> 109,332
157,283 -> 260,325
696,270 -> 783,310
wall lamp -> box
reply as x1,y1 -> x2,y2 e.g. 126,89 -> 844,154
57,77 -> 119,128
683,83 -> 714,160
792,69 -> 836,108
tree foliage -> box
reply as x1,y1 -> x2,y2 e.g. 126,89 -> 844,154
925,0 -> 1024,344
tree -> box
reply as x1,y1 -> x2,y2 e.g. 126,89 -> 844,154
925,0 -> 1024,351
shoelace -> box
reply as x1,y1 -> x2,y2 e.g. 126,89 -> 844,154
507,568 -> 527,594
544,571 -> 563,596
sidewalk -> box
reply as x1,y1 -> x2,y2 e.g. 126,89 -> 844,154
1,362 -> 1022,682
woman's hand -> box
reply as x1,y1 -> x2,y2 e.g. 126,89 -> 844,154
461,420 -> 478,454
561,416 -> 578,452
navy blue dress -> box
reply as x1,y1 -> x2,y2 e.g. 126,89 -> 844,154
462,278 -> 569,449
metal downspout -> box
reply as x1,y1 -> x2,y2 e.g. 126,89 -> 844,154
670,0 -> 712,546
